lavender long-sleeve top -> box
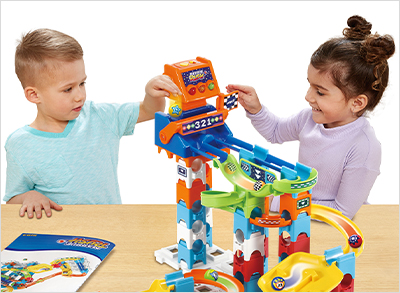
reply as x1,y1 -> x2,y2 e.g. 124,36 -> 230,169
246,106 -> 381,219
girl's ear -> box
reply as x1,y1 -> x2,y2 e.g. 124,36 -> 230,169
24,87 -> 40,104
351,94 -> 368,114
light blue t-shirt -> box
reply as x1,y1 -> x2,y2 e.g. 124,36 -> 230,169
4,101 -> 140,204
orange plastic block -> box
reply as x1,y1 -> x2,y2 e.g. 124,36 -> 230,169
206,163 -> 212,189
176,179 -> 206,209
279,191 -> 312,221
164,57 -> 221,111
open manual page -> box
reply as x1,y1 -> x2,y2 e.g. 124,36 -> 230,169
1,233 -> 115,292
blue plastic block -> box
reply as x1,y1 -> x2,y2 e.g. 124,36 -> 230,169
279,212 -> 310,242
155,109 -> 235,160
243,273 -> 262,292
165,271 -> 195,292
264,256 -> 269,276
279,252 -> 289,262
178,240 -> 207,269
239,148 -> 257,163
324,246 -> 344,266
234,208 -> 264,240
253,145 -> 269,161
281,166 -> 297,180
174,277 -> 194,292
295,162 -> 312,181
264,227 -> 269,238
165,270 -> 184,284
206,224 -> 213,247
336,252 -> 356,278
177,200 -> 207,229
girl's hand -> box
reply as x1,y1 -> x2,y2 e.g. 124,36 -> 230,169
226,84 -> 262,114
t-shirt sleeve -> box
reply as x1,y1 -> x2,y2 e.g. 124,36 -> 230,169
3,151 -> 34,202
246,106 -> 310,144
92,102 -> 140,138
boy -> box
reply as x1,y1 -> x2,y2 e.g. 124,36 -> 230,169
4,28 -> 181,219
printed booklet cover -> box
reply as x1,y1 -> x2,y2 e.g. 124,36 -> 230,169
1,233 -> 115,292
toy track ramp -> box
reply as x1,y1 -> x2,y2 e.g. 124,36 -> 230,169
258,252 -> 343,292
184,269 -> 244,292
311,204 -> 364,256
258,205 -> 364,292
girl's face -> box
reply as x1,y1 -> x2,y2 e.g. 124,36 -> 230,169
305,64 -> 357,128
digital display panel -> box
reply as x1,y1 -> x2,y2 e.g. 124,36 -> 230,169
182,113 -> 224,134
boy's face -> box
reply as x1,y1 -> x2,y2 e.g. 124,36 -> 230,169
33,58 -> 87,124
305,64 -> 355,128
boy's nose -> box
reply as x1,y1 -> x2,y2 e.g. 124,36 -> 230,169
75,89 -> 85,102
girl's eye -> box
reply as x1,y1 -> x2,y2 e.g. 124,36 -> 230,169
80,81 -> 86,86
64,87 -> 72,93
317,90 -> 324,96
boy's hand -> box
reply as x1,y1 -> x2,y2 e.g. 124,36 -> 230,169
145,75 -> 182,100
138,75 -> 182,123
7,190 -> 63,219
226,84 -> 262,114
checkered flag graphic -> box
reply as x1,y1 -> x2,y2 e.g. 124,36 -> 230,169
224,92 -> 239,110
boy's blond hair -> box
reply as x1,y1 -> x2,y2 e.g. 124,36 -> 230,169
15,28 -> 83,88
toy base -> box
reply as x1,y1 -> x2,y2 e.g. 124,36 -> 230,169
155,244 -> 234,274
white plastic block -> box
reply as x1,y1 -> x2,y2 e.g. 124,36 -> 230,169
176,159 -> 206,188
177,220 -> 207,250
155,243 -> 234,274
233,231 -> 265,261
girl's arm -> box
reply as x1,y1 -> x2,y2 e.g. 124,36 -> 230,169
313,166 -> 379,219
247,106 -> 310,144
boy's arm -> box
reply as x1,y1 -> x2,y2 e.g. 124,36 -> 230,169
137,75 -> 182,123
7,190 -> 62,219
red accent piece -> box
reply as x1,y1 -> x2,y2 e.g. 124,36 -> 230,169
278,233 -> 310,258
331,274 -> 354,292
189,87 -> 196,95
264,237 -> 269,258
233,250 -> 264,283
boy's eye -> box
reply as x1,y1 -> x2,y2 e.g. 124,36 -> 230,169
317,90 -> 324,96
64,87 -> 72,93
80,81 -> 86,86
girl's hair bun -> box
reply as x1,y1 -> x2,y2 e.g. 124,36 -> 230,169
343,15 -> 372,40
362,34 -> 395,64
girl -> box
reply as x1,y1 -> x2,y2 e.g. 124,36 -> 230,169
227,15 -> 395,219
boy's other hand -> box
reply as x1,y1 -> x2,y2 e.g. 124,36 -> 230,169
7,190 -> 63,219
226,84 -> 262,114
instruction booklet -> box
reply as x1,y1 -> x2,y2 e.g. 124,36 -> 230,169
1,233 -> 115,292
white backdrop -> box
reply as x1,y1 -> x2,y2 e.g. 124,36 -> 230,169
1,1 -> 399,205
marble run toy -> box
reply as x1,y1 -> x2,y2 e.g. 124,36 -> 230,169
144,269 -> 244,292
153,57 -> 364,292
1,257 -> 89,292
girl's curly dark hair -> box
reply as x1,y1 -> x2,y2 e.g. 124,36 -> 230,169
311,15 -> 395,115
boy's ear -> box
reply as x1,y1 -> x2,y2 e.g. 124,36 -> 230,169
351,94 -> 368,113
24,87 -> 40,104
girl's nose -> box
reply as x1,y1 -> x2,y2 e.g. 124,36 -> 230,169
305,87 -> 314,103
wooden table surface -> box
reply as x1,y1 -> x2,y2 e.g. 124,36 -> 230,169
1,204 -> 399,292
